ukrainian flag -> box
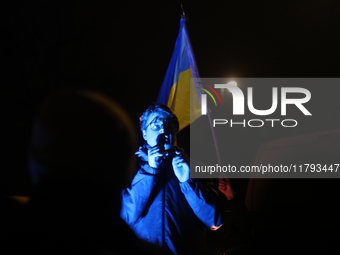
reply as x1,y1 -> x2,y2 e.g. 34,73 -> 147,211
156,17 -> 202,131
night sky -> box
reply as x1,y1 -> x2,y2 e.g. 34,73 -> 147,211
2,1 -> 340,194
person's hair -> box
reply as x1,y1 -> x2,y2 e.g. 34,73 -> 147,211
140,104 -> 179,133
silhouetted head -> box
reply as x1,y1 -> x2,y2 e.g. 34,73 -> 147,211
29,90 -> 136,194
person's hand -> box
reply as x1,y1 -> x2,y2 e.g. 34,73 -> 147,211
172,151 -> 190,182
135,146 -> 148,162
147,145 -> 166,168
218,178 -> 236,200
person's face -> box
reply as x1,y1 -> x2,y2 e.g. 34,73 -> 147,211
142,111 -> 176,150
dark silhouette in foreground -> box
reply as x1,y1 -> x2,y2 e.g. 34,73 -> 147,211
26,90 -> 166,254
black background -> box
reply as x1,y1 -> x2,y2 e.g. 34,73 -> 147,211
2,1 -> 340,193
2,2 -> 340,254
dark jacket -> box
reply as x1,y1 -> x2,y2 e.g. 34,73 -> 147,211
120,147 -> 224,254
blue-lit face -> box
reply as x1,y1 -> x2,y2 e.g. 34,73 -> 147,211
142,112 -> 175,150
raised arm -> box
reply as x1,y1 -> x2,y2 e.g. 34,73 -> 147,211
180,178 -> 225,230
172,150 -> 225,230
120,145 -> 163,225
120,165 -> 158,225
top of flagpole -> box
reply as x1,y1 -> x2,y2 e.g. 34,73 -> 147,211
180,2 -> 188,20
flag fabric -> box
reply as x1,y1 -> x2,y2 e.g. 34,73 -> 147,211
156,17 -> 202,131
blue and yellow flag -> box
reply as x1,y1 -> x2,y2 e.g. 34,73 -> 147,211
156,18 -> 201,131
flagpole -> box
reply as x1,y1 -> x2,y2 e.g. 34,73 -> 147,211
183,23 -> 222,167
206,108 -> 222,166
180,2 -> 186,17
